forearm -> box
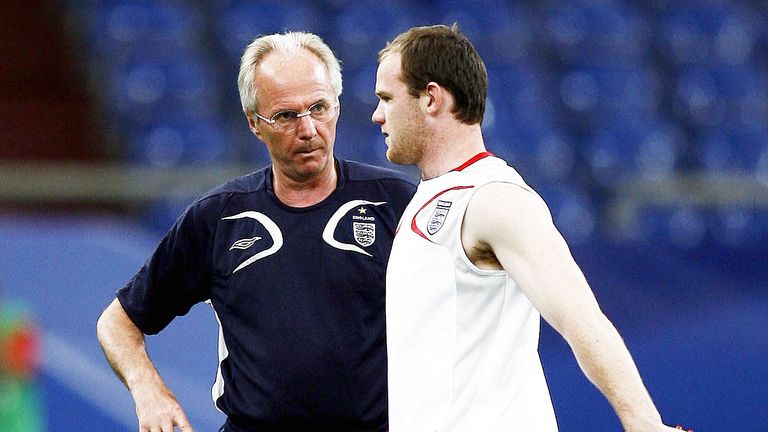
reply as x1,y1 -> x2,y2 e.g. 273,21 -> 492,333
97,299 -> 193,430
565,313 -> 663,431
96,299 -> 165,392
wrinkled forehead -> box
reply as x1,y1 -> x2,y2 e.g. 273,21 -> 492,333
256,50 -> 335,108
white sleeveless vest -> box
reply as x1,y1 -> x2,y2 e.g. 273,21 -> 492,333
386,153 -> 558,431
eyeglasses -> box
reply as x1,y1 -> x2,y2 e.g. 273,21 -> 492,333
254,101 -> 339,133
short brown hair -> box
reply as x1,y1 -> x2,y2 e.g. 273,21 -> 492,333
379,24 -> 487,125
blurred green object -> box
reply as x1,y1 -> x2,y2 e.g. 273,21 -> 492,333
0,302 -> 44,432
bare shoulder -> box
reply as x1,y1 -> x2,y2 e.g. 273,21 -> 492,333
462,181 -> 554,268
465,181 -> 552,229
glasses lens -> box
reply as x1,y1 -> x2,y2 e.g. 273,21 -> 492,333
310,103 -> 337,123
273,110 -> 300,130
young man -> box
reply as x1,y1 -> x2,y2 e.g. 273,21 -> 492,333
373,24 -> 686,432
97,31 -> 414,432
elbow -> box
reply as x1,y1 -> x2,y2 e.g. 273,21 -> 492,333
96,299 -> 144,345
559,307 -> 614,348
96,298 -> 123,346
96,305 -> 111,346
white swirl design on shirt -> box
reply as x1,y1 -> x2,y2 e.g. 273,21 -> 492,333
222,211 -> 283,273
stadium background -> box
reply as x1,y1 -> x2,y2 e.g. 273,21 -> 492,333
1,0 -> 767,430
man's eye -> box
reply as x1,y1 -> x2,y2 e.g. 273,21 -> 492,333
274,111 -> 299,121
310,103 -> 327,113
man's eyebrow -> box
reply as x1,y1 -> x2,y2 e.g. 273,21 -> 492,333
273,97 -> 331,112
311,97 -> 333,106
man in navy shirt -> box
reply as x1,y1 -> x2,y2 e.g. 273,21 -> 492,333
96,31 -> 414,432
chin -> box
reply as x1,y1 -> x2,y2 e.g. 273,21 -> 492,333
306,152 -> 335,172
386,148 -> 410,166
385,147 -> 397,163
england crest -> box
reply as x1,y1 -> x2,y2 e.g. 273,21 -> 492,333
353,222 -> 376,247
427,200 -> 452,235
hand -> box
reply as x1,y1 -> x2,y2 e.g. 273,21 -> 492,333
132,384 -> 193,432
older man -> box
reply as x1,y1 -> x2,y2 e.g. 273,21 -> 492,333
97,31 -> 414,432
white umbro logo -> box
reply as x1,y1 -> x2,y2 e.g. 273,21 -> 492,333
229,236 -> 262,250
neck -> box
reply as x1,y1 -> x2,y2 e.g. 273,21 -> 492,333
418,124 -> 486,180
272,161 -> 338,207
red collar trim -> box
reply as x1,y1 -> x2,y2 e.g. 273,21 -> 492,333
451,151 -> 494,172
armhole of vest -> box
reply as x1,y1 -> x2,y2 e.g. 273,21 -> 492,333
456,180 -> 536,276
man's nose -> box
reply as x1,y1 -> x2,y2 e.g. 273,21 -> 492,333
295,115 -> 318,139
372,103 -> 384,125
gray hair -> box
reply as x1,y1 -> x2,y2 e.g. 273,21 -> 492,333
237,31 -> 343,114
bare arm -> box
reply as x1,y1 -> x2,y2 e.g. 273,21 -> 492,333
462,183 -> 677,432
96,298 -> 193,432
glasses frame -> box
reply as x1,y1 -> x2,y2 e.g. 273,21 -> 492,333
254,102 -> 339,133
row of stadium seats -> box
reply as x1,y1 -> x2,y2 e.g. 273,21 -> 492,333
60,0 -> 768,249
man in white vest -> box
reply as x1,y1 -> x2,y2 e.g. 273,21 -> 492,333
372,23 -> 690,432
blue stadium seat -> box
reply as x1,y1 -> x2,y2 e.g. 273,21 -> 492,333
130,120 -> 230,167
541,1 -> 650,67
145,196 -> 195,233
106,55 -> 220,128
434,1 -> 537,65
533,131 -> 576,182
711,65 -> 768,129
757,146 -> 768,186
656,1 -> 762,66
695,126 -> 768,172
672,65 -> 768,130
134,123 -> 186,167
216,1 -> 323,64
711,206 -> 766,249
638,205 -> 766,251
636,206 -> 708,249
583,118 -> 683,186
535,183 -> 597,246
486,127 -> 577,185
559,65 -> 661,121
237,130 -> 271,167
485,120 -> 570,187
671,67 -> 724,128
656,6 -> 717,66
333,121 -> 391,168
583,127 -> 633,185
330,0 -> 422,71
485,64 -> 555,138
345,64 -> 379,109
483,64 -> 571,183
86,2 -> 202,57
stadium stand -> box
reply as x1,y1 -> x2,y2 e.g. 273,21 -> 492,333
1,1 -> 767,430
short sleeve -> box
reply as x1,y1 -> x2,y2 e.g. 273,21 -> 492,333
117,197 -> 219,335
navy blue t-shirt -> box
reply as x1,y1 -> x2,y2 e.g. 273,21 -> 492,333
118,159 -> 415,431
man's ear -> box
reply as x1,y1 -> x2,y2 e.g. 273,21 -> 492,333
421,82 -> 445,116
245,111 -> 262,138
